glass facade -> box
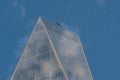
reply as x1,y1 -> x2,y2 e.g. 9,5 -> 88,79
11,17 -> 93,80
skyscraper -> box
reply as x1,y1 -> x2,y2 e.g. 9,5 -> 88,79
11,17 -> 93,80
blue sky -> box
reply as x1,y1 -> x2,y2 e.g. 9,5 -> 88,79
0,0 -> 120,80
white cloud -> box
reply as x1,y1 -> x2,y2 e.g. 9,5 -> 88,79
19,5 -> 26,17
11,0 -> 27,18
61,23 -> 80,35
52,28 -> 93,80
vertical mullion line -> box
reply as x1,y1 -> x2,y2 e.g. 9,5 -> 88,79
39,17 -> 69,80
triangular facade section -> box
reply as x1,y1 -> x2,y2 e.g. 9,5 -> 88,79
11,17 -> 93,80
11,17 -> 67,80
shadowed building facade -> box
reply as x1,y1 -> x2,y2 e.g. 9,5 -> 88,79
11,17 -> 93,80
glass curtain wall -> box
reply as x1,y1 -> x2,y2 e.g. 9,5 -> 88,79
11,17 -> 93,80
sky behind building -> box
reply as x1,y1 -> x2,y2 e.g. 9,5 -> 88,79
0,0 -> 120,80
